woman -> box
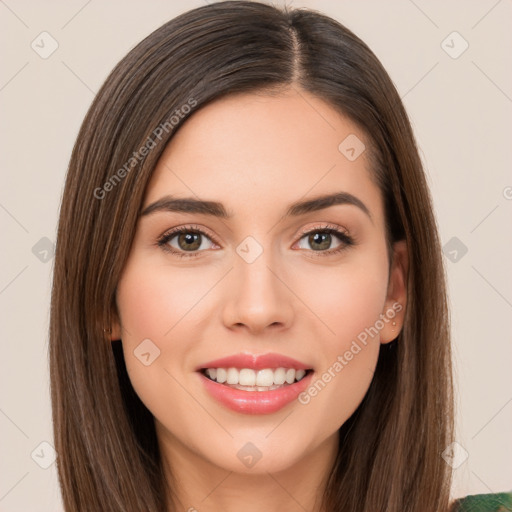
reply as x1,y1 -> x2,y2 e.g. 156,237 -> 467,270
49,1 -> 511,510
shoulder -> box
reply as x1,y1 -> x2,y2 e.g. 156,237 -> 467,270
452,492 -> 512,511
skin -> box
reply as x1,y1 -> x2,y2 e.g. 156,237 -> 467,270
111,87 -> 408,512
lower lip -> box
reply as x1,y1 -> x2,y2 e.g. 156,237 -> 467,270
198,371 -> 314,414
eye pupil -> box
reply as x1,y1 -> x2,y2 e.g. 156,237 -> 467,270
179,232 -> 201,251
309,232 -> 331,251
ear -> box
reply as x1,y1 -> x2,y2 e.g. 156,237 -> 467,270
109,308 -> 123,341
380,240 -> 408,344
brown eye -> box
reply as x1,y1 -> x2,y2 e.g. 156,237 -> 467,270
157,226 -> 217,257
175,232 -> 203,251
296,227 -> 353,254
307,232 -> 334,251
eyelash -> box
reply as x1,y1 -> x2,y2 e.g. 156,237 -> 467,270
156,223 -> 355,259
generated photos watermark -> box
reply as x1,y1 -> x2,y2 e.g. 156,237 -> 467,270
94,97 -> 197,200
298,301 -> 403,405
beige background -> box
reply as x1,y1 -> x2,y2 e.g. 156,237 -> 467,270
1,1 -> 511,510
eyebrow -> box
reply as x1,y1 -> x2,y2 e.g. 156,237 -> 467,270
140,192 -> 372,221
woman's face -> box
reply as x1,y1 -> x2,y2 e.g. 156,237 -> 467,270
112,88 -> 407,476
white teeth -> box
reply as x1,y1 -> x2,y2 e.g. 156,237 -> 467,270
285,368 -> 295,384
205,368 -> 217,380
239,369 -> 256,386
295,369 -> 306,381
216,368 -> 227,383
226,368 -> 238,384
256,369 -> 274,387
230,384 -> 284,392
273,368 -> 286,385
203,367 -> 309,387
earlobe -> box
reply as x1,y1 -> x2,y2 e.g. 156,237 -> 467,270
108,310 -> 123,341
109,324 -> 122,341
380,240 -> 408,344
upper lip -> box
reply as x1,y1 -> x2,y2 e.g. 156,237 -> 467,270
197,352 -> 312,371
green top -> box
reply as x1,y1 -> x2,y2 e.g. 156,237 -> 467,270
453,492 -> 512,511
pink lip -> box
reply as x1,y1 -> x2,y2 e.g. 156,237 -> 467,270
197,352 -> 311,371
198,370 -> 314,415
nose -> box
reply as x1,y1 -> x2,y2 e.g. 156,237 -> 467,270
221,245 -> 294,335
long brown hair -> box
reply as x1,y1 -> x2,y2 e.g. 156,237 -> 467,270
49,1 -> 454,510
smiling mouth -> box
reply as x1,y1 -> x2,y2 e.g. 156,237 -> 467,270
200,367 -> 313,392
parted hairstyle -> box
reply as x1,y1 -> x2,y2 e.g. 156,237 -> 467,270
49,1 -> 455,510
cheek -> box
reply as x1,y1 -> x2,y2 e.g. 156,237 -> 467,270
291,252 -> 389,429
321,271 -> 386,335
116,260 -> 214,339
292,252 -> 389,349
114,261 -> 211,407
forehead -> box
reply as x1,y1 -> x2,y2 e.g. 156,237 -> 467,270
143,89 -> 383,223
